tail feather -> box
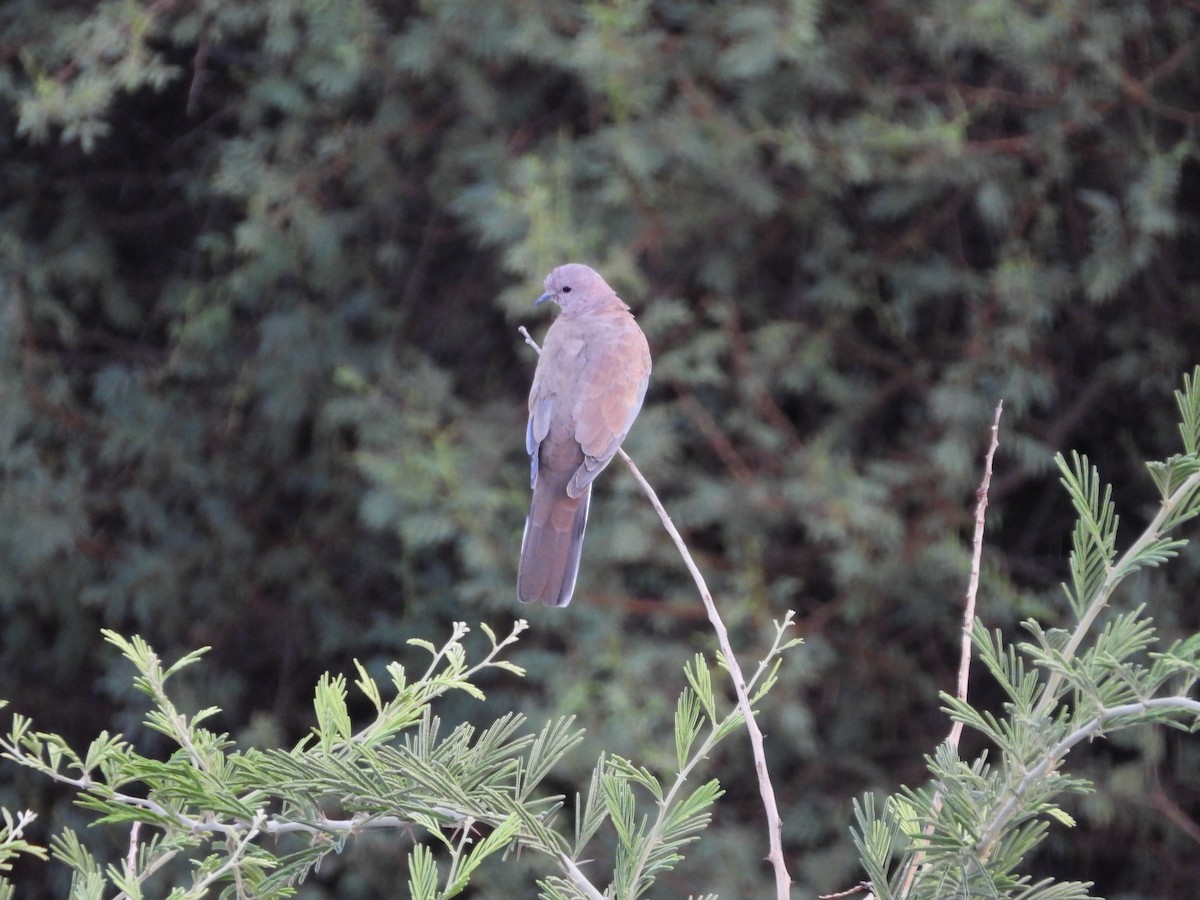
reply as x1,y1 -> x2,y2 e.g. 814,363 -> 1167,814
517,483 -> 592,606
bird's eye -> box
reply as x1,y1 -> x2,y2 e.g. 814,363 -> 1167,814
561,285 -> 572,293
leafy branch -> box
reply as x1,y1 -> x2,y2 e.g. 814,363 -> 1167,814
852,366 -> 1200,900
540,617 -> 797,900
1,610 -> 794,898
1,622 -> 583,898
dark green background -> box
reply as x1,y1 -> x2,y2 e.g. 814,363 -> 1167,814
2,1 -> 1199,896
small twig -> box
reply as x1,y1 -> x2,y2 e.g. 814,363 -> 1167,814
896,401 -> 1003,897
187,32 -> 209,116
7,809 -> 37,840
951,400 -> 1003,750
517,326 -> 540,353
520,325 -> 793,898
818,881 -> 874,898
195,811 -> 265,896
126,821 -> 140,876
1146,774 -> 1200,846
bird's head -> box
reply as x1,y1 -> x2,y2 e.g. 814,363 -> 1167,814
537,263 -> 622,314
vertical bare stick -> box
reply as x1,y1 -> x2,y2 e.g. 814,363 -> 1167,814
520,326 -> 793,898
949,399 -> 1003,751
896,400 -> 1003,897
127,820 -> 141,875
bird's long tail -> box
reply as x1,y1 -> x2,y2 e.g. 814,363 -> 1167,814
517,480 -> 592,607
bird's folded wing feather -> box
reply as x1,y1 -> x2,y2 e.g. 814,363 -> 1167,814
568,320 -> 651,496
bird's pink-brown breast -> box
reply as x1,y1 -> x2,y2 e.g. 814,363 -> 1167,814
531,308 -> 650,492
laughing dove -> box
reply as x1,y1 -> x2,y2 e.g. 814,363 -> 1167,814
518,264 -> 652,607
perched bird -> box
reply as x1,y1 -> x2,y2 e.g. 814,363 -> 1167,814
518,264 -> 652,607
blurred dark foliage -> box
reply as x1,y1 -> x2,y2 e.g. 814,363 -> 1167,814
1,0 -> 1199,896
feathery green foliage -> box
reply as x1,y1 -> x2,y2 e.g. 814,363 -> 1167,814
852,368 -> 1200,899
2,623 -> 585,897
0,617 -> 795,897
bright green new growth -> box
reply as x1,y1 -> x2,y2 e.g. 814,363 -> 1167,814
0,617 -> 795,898
853,366 -> 1200,900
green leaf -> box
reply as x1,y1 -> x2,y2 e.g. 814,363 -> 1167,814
673,689 -> 704,774
682,655 -> 718,723
1176,365 -> 1200,454
407,842 -> 440,900
353,660 -> 383,712
313,673 -> 352,752
1055,451 -> 1119,616
608,756 -> 662,802
1145,454 -> 1200,499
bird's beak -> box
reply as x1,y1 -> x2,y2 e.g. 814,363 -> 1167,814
536,291 -> 553,306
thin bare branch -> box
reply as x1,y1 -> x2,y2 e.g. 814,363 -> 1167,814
896,400 -> 1003,898
615,448 -> 792,898
951,400 -> 1004,751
